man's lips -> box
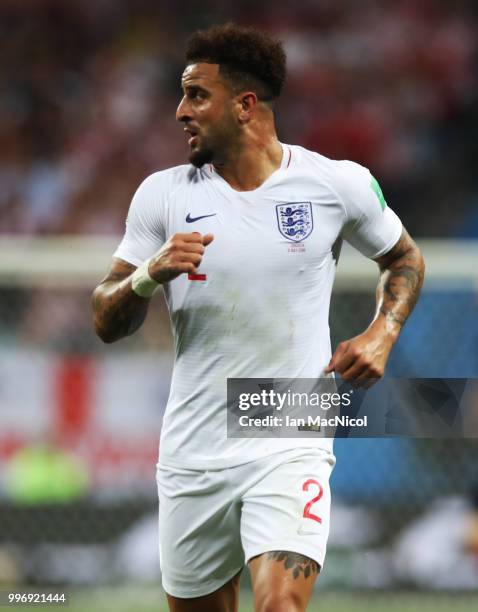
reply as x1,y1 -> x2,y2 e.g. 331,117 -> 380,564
184,126 -> 199,146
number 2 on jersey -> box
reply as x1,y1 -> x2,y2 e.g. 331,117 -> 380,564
302,479 -> 323,524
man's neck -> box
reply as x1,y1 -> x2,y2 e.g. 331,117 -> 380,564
213,134 -> 283,192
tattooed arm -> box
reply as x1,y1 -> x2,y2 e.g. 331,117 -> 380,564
373,228 -> 425,340
325,228 -> 425,386
92,232 -> 215,343
91,258 -> 150,344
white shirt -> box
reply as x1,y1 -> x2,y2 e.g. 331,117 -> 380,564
114,143 -> 402,468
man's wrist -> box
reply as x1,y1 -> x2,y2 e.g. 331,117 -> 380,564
131,259 -> 159,298
369,315 -> 401,345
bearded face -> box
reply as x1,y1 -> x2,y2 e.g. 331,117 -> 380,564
177,63 -> 242,168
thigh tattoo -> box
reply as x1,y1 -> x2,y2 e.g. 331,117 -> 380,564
266,551 -> 320,580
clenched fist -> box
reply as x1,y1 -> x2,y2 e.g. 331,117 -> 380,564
324,324 -> 395,388
148,232 -> 214,284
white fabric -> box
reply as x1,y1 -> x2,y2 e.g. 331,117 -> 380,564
156,447 -> 335,598
131,258 -> 159,297
114,143 -> 402,468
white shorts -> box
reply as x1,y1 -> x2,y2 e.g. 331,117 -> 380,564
156,447 -> 336,598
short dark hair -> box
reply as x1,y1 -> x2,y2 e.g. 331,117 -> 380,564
185,23 -> 286,103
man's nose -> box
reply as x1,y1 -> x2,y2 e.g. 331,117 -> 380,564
176,96 -> 191,122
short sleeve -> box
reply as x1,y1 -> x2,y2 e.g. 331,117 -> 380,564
113,172 -> 168,267
335,161 -> 402,259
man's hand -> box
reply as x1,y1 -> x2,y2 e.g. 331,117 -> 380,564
148,232 -> 214,283
324,323 -> 394,388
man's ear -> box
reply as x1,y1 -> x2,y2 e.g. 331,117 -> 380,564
237,92 -> 258,124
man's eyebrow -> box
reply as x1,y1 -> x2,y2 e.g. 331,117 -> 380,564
181,82 -> 210,93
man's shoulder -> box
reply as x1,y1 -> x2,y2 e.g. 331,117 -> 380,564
139,163 -> 203,191
288,144 -> 369,182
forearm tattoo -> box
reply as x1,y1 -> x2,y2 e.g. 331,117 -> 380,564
376,231 -> 425,331
266,551 -> 320,580
92,262 -> 149,342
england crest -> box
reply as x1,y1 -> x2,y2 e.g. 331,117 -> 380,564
276,202 -> 314,242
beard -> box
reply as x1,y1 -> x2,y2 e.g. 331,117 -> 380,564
187,112 -> 240,168
188,143 -> 214,168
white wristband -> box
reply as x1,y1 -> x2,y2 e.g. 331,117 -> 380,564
131,259 -> 159,298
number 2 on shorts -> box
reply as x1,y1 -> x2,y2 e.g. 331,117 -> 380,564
302,478 -> 323,524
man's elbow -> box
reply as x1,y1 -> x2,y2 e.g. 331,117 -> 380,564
94,326 -> 119,344
387,242 -> 425,276
414,244 -> 426,285
92,315 -> 116,344
91,289 -> 118,344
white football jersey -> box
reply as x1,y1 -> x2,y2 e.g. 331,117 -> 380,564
114,143 -> 402,468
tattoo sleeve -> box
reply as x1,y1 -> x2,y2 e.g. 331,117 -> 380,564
91,258 -> 151,343
374,229 -> 425,339
266,551 -> 320,580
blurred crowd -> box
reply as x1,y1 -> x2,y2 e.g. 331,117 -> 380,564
1,0 -> 477,237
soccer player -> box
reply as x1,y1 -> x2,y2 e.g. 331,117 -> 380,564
92,23 -> 424,612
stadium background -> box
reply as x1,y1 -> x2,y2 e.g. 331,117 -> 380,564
0,0 -> 477,610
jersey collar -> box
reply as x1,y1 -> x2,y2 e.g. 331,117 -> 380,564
202,142 -> 292,194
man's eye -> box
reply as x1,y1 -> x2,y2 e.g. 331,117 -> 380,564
189,90 -> 206,100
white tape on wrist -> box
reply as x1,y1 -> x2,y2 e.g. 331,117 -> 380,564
131,259 -> 159,298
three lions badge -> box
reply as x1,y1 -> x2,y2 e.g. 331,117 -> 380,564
276,202 -> 313,242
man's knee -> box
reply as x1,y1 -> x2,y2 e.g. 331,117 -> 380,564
255,590 -> 304,612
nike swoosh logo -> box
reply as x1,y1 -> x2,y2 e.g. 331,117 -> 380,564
186,213 -> 217,223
